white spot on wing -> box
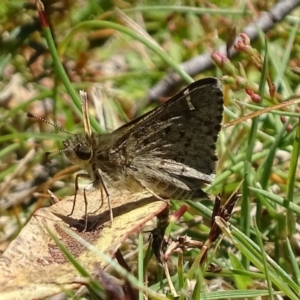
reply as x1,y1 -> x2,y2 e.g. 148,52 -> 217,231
183,89 -> 195,110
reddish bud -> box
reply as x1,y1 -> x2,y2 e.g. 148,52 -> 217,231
280,116 -> 286,124
286,124 -> 293,132
245,89 -> 261,102
239,33 -> 251,45
211,51 -> 236,76
234,33 -> 258,56
211,51 -> 227,67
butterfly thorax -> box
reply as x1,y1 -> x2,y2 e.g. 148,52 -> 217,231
63,133 -> 130,183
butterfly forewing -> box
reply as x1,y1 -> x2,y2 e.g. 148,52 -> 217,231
92,78 -> 223,198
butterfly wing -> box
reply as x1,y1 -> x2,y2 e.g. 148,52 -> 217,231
107,78 -> 223,196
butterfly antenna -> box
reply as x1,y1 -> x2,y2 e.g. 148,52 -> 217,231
27,112 -> 74,136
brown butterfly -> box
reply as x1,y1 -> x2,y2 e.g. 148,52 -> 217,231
28,78 -> 223,230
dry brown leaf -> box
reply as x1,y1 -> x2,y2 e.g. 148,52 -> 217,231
0,188 -> 168,299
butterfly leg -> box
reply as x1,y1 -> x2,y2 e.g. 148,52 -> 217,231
96,169 -> 114,224
83,187 -> 88,231
68,173 -> 90,230
144,186 -> 168,201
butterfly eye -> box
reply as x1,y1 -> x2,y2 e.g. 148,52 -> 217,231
75,145 -> 92,161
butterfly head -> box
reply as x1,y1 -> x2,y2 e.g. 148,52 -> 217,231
63,134 -> 94,169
